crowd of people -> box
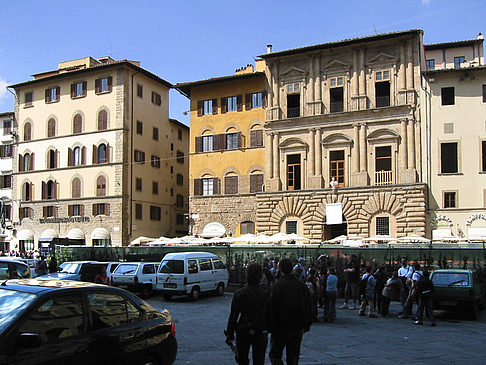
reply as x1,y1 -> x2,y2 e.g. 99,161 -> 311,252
226,255 -> 436,365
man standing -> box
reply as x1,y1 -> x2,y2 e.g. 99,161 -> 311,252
339,254 -> 360,310
358,266 -> 377,318
268,258 -> 312,365
226,263 -> 270,365
293,258 -> 306,282
397,258 -> 413,318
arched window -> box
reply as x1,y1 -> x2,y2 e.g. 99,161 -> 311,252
23,154 -> 31,171
224,173 -> 238,195
98,144 -> 107,163
240,221 -> 255,235
72,178 -> 81,198
98,110 -> 108,130
24,122 -> 32,141
73,147 -> 81,166
96,176 -> 106,196
73,114 -> 82,134
47,118 -> 56,137
47,149 -> 57,169
22,182 -> 31,201
46,180 -> 56,200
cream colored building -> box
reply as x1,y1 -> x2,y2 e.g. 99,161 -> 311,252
10,57 -> 188,250
0,112 -> 14,252
422,34 -> 486,240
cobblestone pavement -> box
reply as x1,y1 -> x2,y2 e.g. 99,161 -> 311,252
147,293 -> 486,365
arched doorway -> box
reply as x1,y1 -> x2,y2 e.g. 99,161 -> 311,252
323,215 -> 347,240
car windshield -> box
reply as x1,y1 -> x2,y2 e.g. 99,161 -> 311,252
60,263 -> 81,274
432,272 -> 470,286
114,264 -> 138,275
159,260 -> 184,274
0,289 -> 37,334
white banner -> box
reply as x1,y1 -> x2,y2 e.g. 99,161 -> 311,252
326,203 -> 343,225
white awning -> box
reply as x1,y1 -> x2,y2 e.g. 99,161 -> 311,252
40,229 -> 58,240
17,229 -> 34,241
67,228 -> 85,240
91,228 -> 110,240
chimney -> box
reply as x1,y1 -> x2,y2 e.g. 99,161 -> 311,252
478,33 -> 484,40
267,44 -> 273,53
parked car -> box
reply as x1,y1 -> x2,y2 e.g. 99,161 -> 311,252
37,261 -> 108,283
111,262 -> 159,297
430,269 -> 486,319
156,252 -> 229,301
19,258 -> 39,277
105,261 -> 120,280
0,279 -> 177,364
0,258 -> 31,280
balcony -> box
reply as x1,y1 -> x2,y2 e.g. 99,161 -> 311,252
375,170 -> 392,185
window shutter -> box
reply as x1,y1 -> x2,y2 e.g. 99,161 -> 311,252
105,203 -> 110,216
197,101 -> 203,116
19,154 -> 24,172
237,95 -> 243,111
55,87 -> 60,101
30,183 -> 34,201
221,134 -> 226,150
106,143 -> 110,163
194,179 -> 202,196
213,134 -> 219,151
92,145 -> 98,164
80,204 -> 84,216
95,79 -> 100,94
54,181 -> 58,199
221,97 -> 227,114
195,136 -> 202,153
71,83 -> 76,98
237,132 -> 242,148
82,81 -> 87,96
262,91 -> 267,107
45,88 -> 49,102
82,146 -> 86,165
257,130 -> 263,146
250,130 -> 256,147
68,148 -> 73,166
54,150 -> 59,168
92,204 -> 96,216
42,181 -> 46,200
107,77 -> 113,92
68,205 -> 73,217
31,153 -> 35,170
213,178 -> 220,195
225,177 -> 230,194
43,206 -> 47,217
245,94 -> 251,110
212,98 -> 218,115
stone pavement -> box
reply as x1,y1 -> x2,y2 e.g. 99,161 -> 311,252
147,293 -> 486,365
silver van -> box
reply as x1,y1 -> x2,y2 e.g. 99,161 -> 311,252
156,252 -> 229,301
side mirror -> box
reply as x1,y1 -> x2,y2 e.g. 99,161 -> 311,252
16,333 -> 42,348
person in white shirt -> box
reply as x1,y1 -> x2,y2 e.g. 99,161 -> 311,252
397,258 -> 413,318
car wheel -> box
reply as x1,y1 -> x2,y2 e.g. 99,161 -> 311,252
216,283 -> 224,296
162,293 -> 172,301
140,285 -> 152,298
140,355 -> 159,365
189,286 -> 200,301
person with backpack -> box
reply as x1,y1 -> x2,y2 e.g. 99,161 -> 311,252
414,270 -> 436,326
401,263 -> 423,319
325,267 -> 338,323
358,266 -> 377,317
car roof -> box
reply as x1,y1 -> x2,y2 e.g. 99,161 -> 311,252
117,262 -> 158,265
431,269 -> 474,273
0,279 -> 109,295
0,258 -> 29,266
162,252 -> 218,260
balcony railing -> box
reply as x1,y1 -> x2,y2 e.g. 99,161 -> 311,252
375,170 -> 393,185
375,96 -> 390,108
330,101 -> 344,113
287,107 -> 300,118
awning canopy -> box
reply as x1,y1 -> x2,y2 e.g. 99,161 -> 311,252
91,228 -> 110,240
39,229 -> 58,240
67,228 -> 85,240
17,229 -> 34,241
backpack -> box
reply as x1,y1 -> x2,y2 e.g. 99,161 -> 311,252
358,274 -> 370,296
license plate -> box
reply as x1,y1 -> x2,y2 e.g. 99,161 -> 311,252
439,300 -> 458,306
164,283 -> 177,288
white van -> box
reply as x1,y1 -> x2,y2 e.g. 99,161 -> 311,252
156,252 -> 229,301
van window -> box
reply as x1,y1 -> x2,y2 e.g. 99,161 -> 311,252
142,264 -> 155,274
14,263 -> 31,278
199,258 -> 212,271
108,263 -> 119,273
188,260 -> 198,274
114,264 -> 138,275
0,262 -> 9,279
159,260 -> 184,274
212,259 -> 225,270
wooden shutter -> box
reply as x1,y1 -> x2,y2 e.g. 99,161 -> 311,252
106,143 -> 110,163
250,175 -> 256,193
194,179 -> 202,196
212,98 -> 218,115
197,101 -> 203,116
257,130 -> 263,146
54,150 -> 59,168
107,77 -> 113,92
19,154 -> 24,172
71,83 -> 76,98
55,87 -> 60,101
43,206 -> 47,218
81,146 -> 86,165
221,97 -> 227,114
213,178 -> 220,195
262,91 -> 267,107
68,205 -> 73,217
45,88 -> 50,102
220,134 -> 226,150
41,181 -> 46,199
80,204 -> 84,216
237,132 -> 242,148
237,95 -> 243,111
54,181 -> 58,199
213,134 -> 220,151
31,153 -> 35,170
30,183 -> 34,201
92,145 -> 98,164
95,79 -> 100,94
245,94 -> 251,110
195,136 -> 202,153
92,204 -> 96,216
104,203 -> 110,216
68,148 -> 73,166
82,81 -> 87,96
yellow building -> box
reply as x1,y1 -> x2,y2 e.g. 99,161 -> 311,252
10,57 -> 188,250
176,64 -> 266,237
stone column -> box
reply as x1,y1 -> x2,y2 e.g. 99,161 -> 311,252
272,62 -> 280,120
359,49 -> 366,96
309,129 -> 315,176
353,49 -> 359,96
266,133 -> 274,179
316,128 -> 322,177
273,133 -> 279,180
407,119 -> 415,170
308,56 -> 315,115
315,56 -> 321,114
268,63 -> 274,109
406,41 -> 414,90
359,124 -> 367,173
400,119 -> 408,170
353,124 -> 360,173
415,120 -> 422,180
399,42 -> 406,91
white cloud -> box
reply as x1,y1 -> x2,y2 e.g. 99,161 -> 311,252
0,77 -> 7,98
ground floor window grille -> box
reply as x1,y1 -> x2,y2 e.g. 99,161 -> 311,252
286,221 -> 298,234
376,216 -> 390,236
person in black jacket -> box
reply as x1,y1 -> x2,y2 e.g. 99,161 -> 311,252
268,257 -> 312,365
414,270 -> 436,326
226,263 -> 270,365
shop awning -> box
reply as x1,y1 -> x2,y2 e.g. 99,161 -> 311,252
17,229 -> 34,241
91,228 -> 110,240
67,228 -> 85,240
39,229 -> 58,241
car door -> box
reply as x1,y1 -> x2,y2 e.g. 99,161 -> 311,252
198,258 -> 213,292
6,293 -> 91,365
86,291 -> 147,363
211,258 -> 228,287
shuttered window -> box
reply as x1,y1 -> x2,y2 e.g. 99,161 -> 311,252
250,129 -> 263,147
45,87 -> 60,103
225,176 -> 238,195
24,122 -> 32,141
150,206 -> 161,221
198,99 -> 218,116
95,77 -> 112,94
72,178 -> 81,198
250,174 -> 264,193
97,176 -> 107,196
71,81 -> 87,98
47,118 -> 56,137
98,110 -> 108,130
151,92 -> 162,106
73,114 -> 83,134
135,204 -> 143,220
93,203 -> 110,216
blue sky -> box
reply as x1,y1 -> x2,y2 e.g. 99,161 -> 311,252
1,0 -> 485,124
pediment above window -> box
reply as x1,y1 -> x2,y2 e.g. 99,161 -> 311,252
323,59 -> 351,73
322,133 -> 353,148
280,67 -> 307,81
279,137 -> 308,150
367,53 -> 398,67
367,128 -> 400,144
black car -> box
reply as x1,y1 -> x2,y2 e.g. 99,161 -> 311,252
0,279 -> 177,365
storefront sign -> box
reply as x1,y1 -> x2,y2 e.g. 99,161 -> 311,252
326,203 -> 343,225
201,222 -> 226,238
466,213 -> 486,227
39,217 -> 90,224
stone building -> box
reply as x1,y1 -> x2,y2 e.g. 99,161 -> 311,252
0,112 -> 14,252
422,34 -> 486,240
182,30 -> 428,242
9,57 -> 188,251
